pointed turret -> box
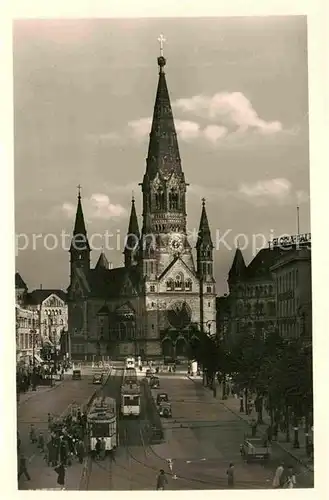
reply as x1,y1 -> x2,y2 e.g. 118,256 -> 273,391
196,198 -> 214,282
228,247 -> 246,283
69,186 -> 90,280
96,251 -> 109,270
124,196 -> 140,268
196,198 -> 213,250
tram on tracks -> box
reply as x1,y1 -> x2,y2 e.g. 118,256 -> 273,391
87,396 -> 118,452
125,356 -> 135,369
123,366 -> 138,384
121,380 -> 141,417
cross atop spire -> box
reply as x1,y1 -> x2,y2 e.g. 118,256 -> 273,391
77,184 -> 82,199
158,34 -> 166,57
202,197 -> 206,206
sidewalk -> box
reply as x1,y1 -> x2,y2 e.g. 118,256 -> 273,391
17,374 -> 69,406
187,375 -> 314,472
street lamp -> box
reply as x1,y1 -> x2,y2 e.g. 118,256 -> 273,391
30,310 -> 38,391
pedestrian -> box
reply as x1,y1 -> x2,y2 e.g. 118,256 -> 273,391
250,418 -> 257,437
156,469 -> 168,490
76,439 -> 85,464
226,463 -> 235,488
283,466 -> 296,489
266,425 -> 273,445
100,437 -> 106,460
95,438 -> 101,460
38,431 -> 45,452
272,462 -> 284,488
54,462 -> 66,490
18,453 -> 31,481
29,424 -> 37,444
48,413 -> 53,430
17,431 -> 21,452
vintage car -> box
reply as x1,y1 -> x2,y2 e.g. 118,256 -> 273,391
92,373 -> 104,384
72,369 -> 81,380
150,376 -> 160,388
156,393 -> 171,418
240,436 -> 271,463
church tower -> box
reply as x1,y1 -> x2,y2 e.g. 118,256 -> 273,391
196,198 -> 216,336
140,38 -> 194,277
69,187 -> 90,282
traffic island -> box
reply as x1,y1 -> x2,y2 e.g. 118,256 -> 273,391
141,379 -> 164,444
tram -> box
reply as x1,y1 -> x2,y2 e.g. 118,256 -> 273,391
87,396 -> 118,452
123,367 -> 138,385
121,381 -> 141,417
125,357 -> 135,369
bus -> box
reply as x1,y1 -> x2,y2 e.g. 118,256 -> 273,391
87,396 -> 118,452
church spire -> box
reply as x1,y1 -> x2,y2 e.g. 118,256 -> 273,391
124,195 -> 140,268
73,184 -> 87,237
145,36 -> 182,181
196,198 -> 213,249
69,186 -> 90,280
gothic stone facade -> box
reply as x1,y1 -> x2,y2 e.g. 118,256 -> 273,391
67,53 -> 216,360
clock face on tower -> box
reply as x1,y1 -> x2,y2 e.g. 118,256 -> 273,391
168,234 -> 184,254
167,301 -> 192,329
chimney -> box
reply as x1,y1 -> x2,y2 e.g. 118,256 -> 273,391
109,262 -> 113,270
40,284 -> 43,290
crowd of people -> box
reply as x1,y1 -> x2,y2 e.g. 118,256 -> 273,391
18,408 -> 89,489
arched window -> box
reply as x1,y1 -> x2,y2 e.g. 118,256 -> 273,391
166,279 -> 174,291
185,280 -> 192,291
174,273 -> 183,290
155,191 -> 165,210
169,189 -> 179,210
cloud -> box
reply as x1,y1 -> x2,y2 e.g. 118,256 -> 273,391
62,193 -> 127,221
189,179 -> 309,208
91,91 -> 287,149
174,92 -> 283,135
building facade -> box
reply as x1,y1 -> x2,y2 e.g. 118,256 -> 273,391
226,247 -> 281,342
270,236 -> 312,340
26,289 -> 68,350
16,304 -> 41,365
68,49 -> 216,360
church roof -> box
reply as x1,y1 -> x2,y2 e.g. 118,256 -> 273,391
95,252 -> 109,270
26,289 -> 67,305
228,248 -> 246,282
144,55 -> 183,181
87,266 -> 140,299
15,272 -> 27,290
196,199 -> 213,248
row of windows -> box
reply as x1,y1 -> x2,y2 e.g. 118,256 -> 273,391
17,333 -> 40,350
278,269 -> 299,294
154,190 -> 181,211
279,323 -> 299,339
44,309 -> 64,316
45,318 -> 65,326
278,298 -> 299,318
17,318 -> 39,328
236,301 -> 276,317
201,263 -> 213,275
166,277 -> 192,291
235,285 -> 274,298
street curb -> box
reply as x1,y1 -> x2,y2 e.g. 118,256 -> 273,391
17,377 -> 67,407
186,375 -> 314,473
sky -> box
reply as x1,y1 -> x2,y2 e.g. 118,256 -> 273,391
13,16 -> 310,295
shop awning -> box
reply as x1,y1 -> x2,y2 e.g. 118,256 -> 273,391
34,353 -> 44,364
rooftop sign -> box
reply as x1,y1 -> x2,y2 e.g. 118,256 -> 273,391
270,233 -> 311,248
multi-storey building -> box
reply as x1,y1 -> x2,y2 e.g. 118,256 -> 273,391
15,304 -> 41,365
67,46 -> 216,360
270,234 -> 312,340
226,246 -> 281,342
